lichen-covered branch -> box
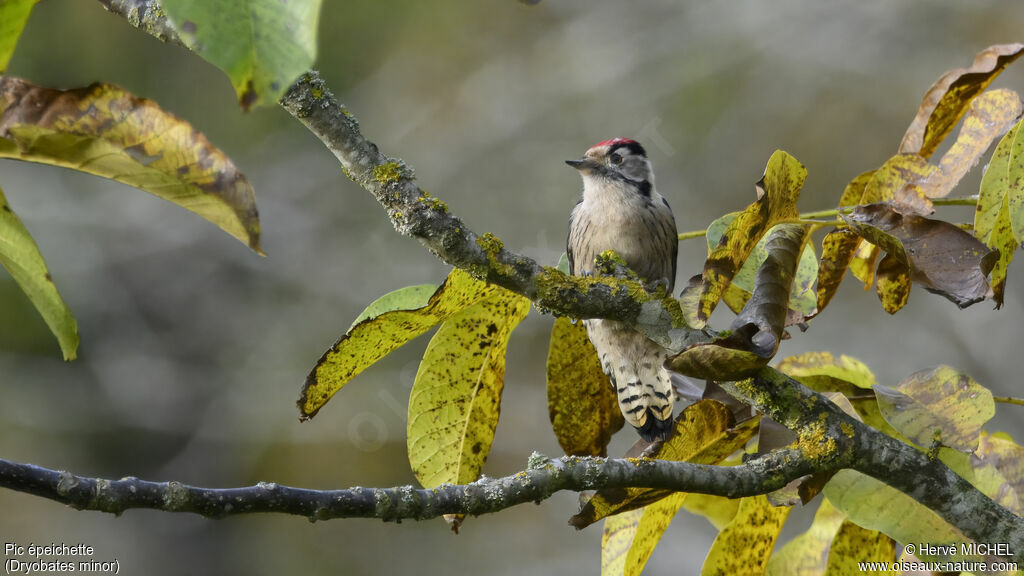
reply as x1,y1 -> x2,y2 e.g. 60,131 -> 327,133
726,369 -> 1024,561
93,1 -> 709,353
278,73 -> 709,352
0,451 -> 812,522
97,0 -> 189,49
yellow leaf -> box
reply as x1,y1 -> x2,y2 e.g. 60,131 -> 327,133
695,150 -> 805,325
545,317 -> 624,457
766,498 -> 845,576
776,351 -> 877,390
825,521 -> 897,575
0,185 -> 77,360
874,365 -> 994,453
860,154 -> 937,205
0,76 -> 261,252
301,269 -> 493,419
407,288 -> 530,488
976,118 -> 1024,307
570,400 -> 758,528
814,170 -> 874,314
973,432 -> 1024,515
602,508 -> 644,576
922,89 -> 1023,198
874,253 -> 912,314
623,492 -> 687,576
900,43 -> 1024,158
681,493 -> 740,531
701,495 -> 790,576
848,241 -> 879,288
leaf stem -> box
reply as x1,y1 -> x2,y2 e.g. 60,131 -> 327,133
994,396 -> 1024,407
676,197 -> 980,241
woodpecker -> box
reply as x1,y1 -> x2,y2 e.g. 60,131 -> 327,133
566,138 -> 678,441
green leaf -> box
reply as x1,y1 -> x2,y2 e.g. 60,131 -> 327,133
825,521 -> 897,575
701,495 -> 790,576
350,284 -> 437,327
976,117 -> 1024,307
823,469 -> 966,559
0,185 -> 77,360
407,288 -> 530,489
873,365 -> 994,452
570,400 -> 758,529
622,493 -> 687,576
694,150 -> 805,326
160,0 -> 322,110
767,498 -> 846,576
545,317 -> 624,457
0,76 -> 261,252
301,269 -> 494,419
601,508 -> 645,576
776,351 -> 877,391
0,0 -> 36,72
556,251 -> 570,274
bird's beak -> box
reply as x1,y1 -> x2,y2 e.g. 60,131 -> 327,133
566,158 -> 601,172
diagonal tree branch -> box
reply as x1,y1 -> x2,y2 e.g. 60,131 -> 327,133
724,368 -> 1024,560
277,72 -> 709,353
96,0 -> 709,353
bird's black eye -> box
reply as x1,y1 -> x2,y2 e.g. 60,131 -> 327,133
610,152 -> 623,165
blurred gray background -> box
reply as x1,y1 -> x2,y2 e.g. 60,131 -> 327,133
2,1 -> 1024,574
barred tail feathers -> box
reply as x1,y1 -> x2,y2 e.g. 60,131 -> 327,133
583,319 -> 674,441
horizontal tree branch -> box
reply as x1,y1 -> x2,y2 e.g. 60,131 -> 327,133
0,449 -> 813,521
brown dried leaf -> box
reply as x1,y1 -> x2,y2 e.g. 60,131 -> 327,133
670,224 -> 808,380
842,203 -> 997,308
900,43 -> 1024,158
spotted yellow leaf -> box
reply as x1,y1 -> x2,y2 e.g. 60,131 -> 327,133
701,495 -> 790,576
407,287 -> 530,489
767,498 -> 846,576
546,317 -> 624,457
301,268 -> 495,419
